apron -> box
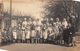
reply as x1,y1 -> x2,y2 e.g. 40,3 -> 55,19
13,31 -> 17,39
22,31 -> 25,40
43,30 -> 48,39
26,30 -> 30,39
0,32 -> 2,43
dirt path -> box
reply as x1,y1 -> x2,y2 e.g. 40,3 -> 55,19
0,43 -> 80,51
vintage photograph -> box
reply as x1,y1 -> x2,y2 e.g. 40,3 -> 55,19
0,0 -> 80,51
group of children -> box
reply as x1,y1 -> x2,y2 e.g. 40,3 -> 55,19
0,17 -> 76,47
12,18 -> 60,44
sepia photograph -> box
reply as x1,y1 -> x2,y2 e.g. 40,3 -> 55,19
0,0 -> 80,51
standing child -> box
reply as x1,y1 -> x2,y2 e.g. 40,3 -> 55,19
47,24 -> 53,43
43,24 -> 48,43
40,25 -> 43,43
7,28 -> 12,45
25,25 -> 30,43
22,29 -> 25,43
72,25 -> 76,46
30,24 -> 36,44
2,29 -> 7,45
0,30 -> 2,46
35,25 -> 41,44
17,24 -> 22,43
12,27 -> 17,43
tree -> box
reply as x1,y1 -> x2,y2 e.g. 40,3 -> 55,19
44,0 -> 80,31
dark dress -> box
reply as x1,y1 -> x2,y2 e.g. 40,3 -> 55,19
63,28 -> 68,44
64,26 -> 75,44
7,30 -> 13,42
67,26 -> 75,44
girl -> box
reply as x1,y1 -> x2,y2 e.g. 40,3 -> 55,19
25,25 -> 30,43
47,24 -> 53,43
22,29 -> 25,43
12,27 -> 17,43
0,30 -> 2,46
17,24 -> 22,43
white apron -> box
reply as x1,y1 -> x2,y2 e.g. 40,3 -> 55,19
0,32 -> 2,43
13,31 -> 17,39
22,31 -> 25,40
26,30 -> 30,39
43,30 -> 48,39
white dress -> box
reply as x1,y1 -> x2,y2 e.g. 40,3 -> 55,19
43,30 -> 48,39
0,32 -> 2,43
22,21 -> 27,29
13,30 -> 17,39
62,21 -> 68,29
22,31 -> 25,40
31,30 -> 36,37
26,30 -> 30,39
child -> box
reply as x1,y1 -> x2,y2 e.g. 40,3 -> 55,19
22,29 -> 25,43
47,24 -> 53,44
25,26 -> 30,43
0,30 -> 2,46
2,29 -> 7,45
17,24 -> 22,43
72,25 -> 76,46
40,27 -> 43,43
41,24 -> 46,43
72,36 -> 76,46
31,30 -> 36,44
35,25 -> 41,44
43,29 -> 48,43
7,28 -> 12,45
12,27 -> 17,43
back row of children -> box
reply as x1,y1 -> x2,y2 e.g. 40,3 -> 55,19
0,17 -> 75,46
